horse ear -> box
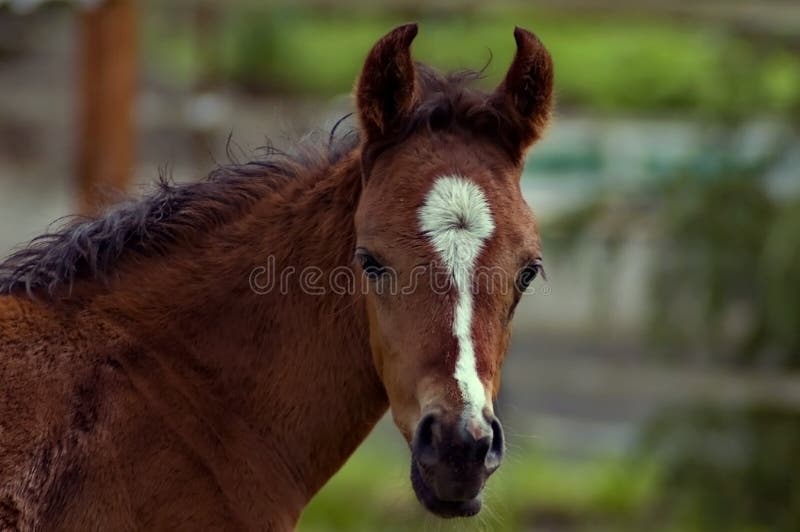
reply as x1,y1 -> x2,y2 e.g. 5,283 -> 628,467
492,27 -> 554,157
356,23 -> 419,142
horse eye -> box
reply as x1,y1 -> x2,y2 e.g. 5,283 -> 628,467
355,249 -> 386,279
516,259 -> 543,292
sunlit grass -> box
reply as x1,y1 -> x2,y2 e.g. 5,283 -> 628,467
297,424 -> 658,532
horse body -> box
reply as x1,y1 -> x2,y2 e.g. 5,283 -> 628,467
0,297 -> 141,530
0,24 -> 554,530
0,148 -> 388,530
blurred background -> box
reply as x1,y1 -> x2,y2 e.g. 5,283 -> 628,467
1,0 -> 799,530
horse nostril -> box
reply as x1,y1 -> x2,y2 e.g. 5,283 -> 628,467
485,416 -> 505,472
413,413 -> 440,468
413,412 -> 504,474
460,416 -> 496,465
473,435 -> 492,463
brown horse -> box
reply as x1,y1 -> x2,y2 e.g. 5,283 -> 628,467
0,24 -> 552,530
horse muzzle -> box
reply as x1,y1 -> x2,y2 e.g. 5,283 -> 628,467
410,410 -> 504,517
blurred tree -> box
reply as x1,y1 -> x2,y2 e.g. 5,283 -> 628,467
648,165 -> 787,367
641,403 -> 800,532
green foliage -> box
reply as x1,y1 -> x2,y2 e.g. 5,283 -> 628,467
647,161 -> 800,367
761,196 -> 800,362
143,6 -> 800,118
544,143 -> 800,368
641,403 -> 800,532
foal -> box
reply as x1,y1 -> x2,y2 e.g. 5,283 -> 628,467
0,24 -> 553,530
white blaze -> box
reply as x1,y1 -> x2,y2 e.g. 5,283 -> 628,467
418,175 -> 495,417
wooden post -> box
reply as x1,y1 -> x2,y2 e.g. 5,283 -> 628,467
77,0 -> 137,214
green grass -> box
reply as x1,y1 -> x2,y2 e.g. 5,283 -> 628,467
297,426 -> 657,532
145,6 -> 800,119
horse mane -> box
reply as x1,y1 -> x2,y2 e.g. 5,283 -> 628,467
0,64 -> 510,299
0,128 -> 360,298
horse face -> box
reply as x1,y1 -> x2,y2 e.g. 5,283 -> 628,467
355,134 -> 543,516
353,25 -> 552,518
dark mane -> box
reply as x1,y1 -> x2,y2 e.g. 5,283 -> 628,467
0,126 -> 359,298
0,64 -> 506,299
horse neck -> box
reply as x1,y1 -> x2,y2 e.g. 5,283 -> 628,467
96,149 -> 388,523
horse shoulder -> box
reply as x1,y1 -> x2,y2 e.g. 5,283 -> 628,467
0,296 -> 137,530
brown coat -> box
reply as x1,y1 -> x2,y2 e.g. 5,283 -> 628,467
0,24 -> 553,530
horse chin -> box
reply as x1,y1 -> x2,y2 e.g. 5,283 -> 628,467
410,460 -> 483,518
